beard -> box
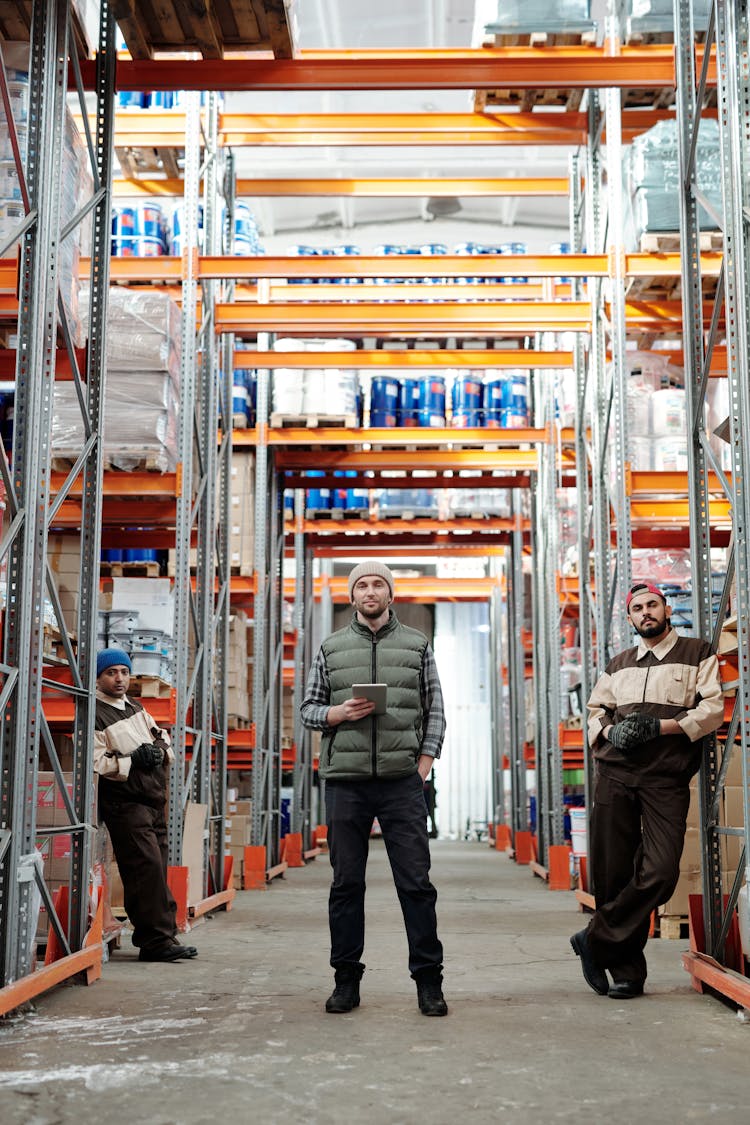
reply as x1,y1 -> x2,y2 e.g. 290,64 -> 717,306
635,618 -> 668,639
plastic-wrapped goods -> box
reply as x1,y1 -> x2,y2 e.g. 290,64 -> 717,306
58,288 -> 183,472
626,0 -> 711,38
628,119 -> 722,237
652,438 -> 689,471
651,388 -> 687,435
271,337 -> 359,420
486,0 -> 591,32
52,370 -> 179,472
82,288 -> 182,382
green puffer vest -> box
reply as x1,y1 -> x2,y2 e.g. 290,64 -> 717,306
319,611 -> 427,781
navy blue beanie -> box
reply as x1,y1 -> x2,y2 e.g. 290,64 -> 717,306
96,648 -> 132,677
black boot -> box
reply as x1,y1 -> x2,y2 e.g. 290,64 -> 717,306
414,968 -> 448,1017
325,964 -> 364,1014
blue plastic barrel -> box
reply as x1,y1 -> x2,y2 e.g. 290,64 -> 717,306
345,469 -> 368,511
147,90 -> 174,110
332,470 -> 348,510
451,375 -> 483,428
117,91 -> 144,109
501,373 -> 530,428
398,378 -> 419,427
370,377 -> 400,428
305,470 -> 331,512
484,377 -> 505,428
417,376 -> 446,428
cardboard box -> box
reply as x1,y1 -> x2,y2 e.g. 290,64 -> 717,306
36,772 -> 74,827
227,800 -> 252,817
182,801 -> 208,905
224,814 -> 251,847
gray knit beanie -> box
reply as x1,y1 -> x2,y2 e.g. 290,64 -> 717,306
348,560 -> 395,601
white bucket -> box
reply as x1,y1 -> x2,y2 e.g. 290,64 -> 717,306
569,807 -> 588,857
738,884 -> 750,959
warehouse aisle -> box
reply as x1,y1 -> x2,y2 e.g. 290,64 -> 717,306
1,840 -> 749,1124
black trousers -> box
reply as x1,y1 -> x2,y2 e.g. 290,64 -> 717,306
587,772 -> 690,984
101,799 -> 178,953
325,774 -> 444,977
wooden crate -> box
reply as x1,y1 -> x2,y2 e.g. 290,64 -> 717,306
110,0 -> 296,60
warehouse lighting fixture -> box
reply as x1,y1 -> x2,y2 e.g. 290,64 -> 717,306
424,195 -> 463,218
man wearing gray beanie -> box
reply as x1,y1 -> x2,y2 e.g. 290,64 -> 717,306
301,560 -> 448,1017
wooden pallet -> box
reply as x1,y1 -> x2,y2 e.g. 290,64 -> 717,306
270,412 -> 359,429
474,28 -> 595,111
111,0 -> 295,60
127,674 -> 172,699
656,914 -> 689,940
626,273 -> 719,301
378,508 -> 439,520
639,230 -> 724,254
51,454 -> 168,474
304,508 -> 371,521
228,714 -> 251,731
99,561 -> 161,578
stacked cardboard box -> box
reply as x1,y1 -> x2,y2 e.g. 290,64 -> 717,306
281,684 -> 295,744
224,799 -> 253,888
659,749 -> 744,919
229,450 -> 255,574
226,611 -> 251,725
48,533 -> 82,634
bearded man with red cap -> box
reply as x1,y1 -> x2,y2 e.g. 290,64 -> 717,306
300,560 -> 448,1017
571,582 -> 724,999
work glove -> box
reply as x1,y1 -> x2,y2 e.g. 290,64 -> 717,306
131,743 -> 164,770
607,718 -> 644,752
623,713 -> 661,742
150,726 -> 169,752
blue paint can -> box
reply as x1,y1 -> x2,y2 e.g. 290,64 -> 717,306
451,375 -> 483,428
417,376 -> 446,428
370,377 -> 400,428
398,378 -> 420,427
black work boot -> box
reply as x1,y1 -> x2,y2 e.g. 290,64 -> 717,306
414,968 -> 448,1016
325,964 -> 364,1014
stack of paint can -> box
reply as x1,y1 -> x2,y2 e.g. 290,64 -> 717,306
450,373 -> 483,428
305,470 -> 331,515
111,202 -> 169,257
484,372 -> 530,428
232,368 -> 257,429
168,203 -> 204,257
231,203 -> 262,255
417,375 -> 446,427
369,376 -> 400,427
398,378 -> 420,426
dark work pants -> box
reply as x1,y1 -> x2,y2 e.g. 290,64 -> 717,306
325,774 -> 444,977
587,772 -> 690,984
101,800 -> 178,952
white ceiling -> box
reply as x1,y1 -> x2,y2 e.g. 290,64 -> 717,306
231,0 -> 572,251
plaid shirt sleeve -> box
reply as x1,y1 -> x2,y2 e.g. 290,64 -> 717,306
299,646 -> 333,731
420,644 -> 446,759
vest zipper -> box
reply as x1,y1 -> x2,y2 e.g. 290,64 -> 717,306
371,634 -> 378,777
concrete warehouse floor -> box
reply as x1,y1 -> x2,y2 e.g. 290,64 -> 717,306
1,839 -> 749,1125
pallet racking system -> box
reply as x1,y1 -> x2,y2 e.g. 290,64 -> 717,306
1,0 -> 748,1014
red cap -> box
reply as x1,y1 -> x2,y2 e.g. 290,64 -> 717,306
626,582 -> 666,611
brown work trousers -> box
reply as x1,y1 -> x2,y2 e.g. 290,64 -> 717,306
101,798 -> 178,953
586,771 -> 690,985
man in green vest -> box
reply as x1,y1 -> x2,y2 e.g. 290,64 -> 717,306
300,560 -> 448,1016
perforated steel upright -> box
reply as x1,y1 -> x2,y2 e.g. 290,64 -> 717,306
675,0 -> 750,963
251,340 -> 285,865
290,489 -> 314,847
0,0 -> 114,984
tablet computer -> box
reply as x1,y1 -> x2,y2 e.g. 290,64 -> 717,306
352,683 -> 388,715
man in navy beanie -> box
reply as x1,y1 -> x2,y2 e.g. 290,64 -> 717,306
95,647 -> 197,962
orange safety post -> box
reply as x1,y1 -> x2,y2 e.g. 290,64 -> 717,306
282,832 -> 304,868
44,885 -> 69,966
223,853 -> 234,894
313,824 -> 328,848
167,865 -> 189,931
548,845 -> 572,891
495,824 -> 512,851
514,830 -> 533,865
578,855 -> 588,893
242,844 -> 267,889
